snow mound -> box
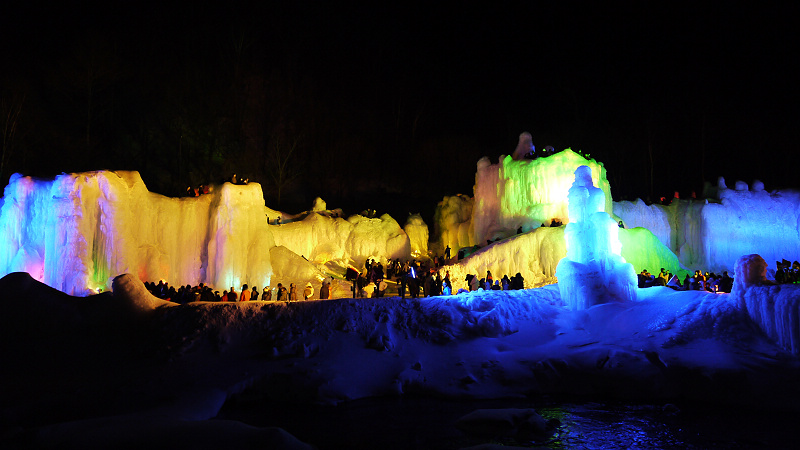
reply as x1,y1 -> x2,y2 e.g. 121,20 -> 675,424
733,254 -> 800,354
111,273 -> 176,314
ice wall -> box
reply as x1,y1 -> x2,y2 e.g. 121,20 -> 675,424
433,194 -> 474,255
404,214 -> 429,258
444,225 -> 684,293
269,212 -> 412,269
0,171 -> 273,295
556,166 -> 637,310
614,178 -> 800,274
445,227 -> 566,292
618,227 -> 682,277
456,149 -> 612,248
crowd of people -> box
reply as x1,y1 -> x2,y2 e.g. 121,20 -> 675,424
144,279 -> 330,304
184,173 -> 250,198
637,268 -> 734,293
775,259 -> 800,284
340,256 -> 529,300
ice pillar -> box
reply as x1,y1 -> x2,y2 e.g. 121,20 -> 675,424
556,166 -> 637,310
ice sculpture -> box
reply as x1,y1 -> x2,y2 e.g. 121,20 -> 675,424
511,131 -> 535,160
556,166 -> 637,310
436,148 -> 612,251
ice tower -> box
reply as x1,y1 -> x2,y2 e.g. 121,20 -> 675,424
556,166 -> 637,310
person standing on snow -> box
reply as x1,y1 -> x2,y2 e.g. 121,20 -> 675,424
240,284 -> 251,302
303,282 -> 314,300
320,279 -> 330,300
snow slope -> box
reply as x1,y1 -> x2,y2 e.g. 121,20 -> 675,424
3,271 -> 800,448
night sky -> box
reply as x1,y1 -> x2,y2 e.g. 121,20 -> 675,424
2,3 -> 798,223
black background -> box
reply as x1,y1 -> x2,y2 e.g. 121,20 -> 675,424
3,2 -> 798,223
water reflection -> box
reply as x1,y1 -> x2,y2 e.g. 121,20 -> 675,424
217,396 -> 798,449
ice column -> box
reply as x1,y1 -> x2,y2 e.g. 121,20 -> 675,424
556,166 -> 637,310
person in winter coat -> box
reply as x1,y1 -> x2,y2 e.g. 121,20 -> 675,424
240,284 -> 251,302
289,283 -> 298,301
276,283 -> 286,301
501,275 -> 510,291
251,286 -> 259,300
303,282 -> 314,300
469,275 -> 479,291
320,279 -> 330,300
376,278 -> 387,297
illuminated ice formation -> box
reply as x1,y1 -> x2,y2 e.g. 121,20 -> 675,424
404,214 -> 429,258
614,177 -> 800,274
437,148 -> 612,252
0,171 -> 273,295
437,149 -> 681,290
0,171 -> 419,296
556,166 -> 637,310
433,194 -> 474,253
511,131 -> 534,160
442,224 -> 679,293
733,253 -> 800,354
269,212 -> 412,270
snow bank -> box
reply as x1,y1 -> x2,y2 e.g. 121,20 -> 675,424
733,253 -> 800,354
5,271 -> 800,449
0,171 -> 273,295
111,273 -> 176,314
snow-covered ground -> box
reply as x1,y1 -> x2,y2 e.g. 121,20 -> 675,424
2,266 -> 800,448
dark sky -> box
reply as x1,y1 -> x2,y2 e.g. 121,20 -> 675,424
2,3 -> 799,222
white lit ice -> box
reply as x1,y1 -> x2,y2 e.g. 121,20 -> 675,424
556,166 -> 637,310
